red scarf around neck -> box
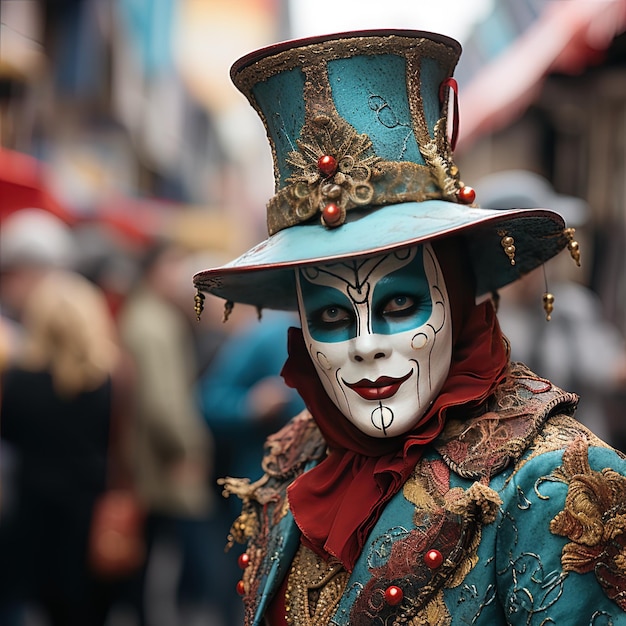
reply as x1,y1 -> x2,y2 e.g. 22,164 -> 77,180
282,300 -> 509,572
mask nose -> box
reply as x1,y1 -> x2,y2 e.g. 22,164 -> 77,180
350,333 -> 389,363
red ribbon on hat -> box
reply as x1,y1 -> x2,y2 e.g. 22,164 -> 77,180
439,77 -> 459,152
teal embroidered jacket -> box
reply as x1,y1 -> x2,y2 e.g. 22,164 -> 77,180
222,364 -> 626,625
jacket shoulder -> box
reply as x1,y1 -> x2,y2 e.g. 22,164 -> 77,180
219,409 -> 325,516
435,362 -> 580,480
262,409 -> 327,478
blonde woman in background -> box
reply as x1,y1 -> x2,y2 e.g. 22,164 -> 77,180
0,270 -> 130,626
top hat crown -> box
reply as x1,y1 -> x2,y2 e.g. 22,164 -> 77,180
194,30 -> 571,311
232,30 -> 463,234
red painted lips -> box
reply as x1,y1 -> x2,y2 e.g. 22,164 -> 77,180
345,372 -> 412,401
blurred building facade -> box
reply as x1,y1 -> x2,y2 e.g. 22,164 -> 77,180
458,0 -> 626,337
0,0 -> 292,263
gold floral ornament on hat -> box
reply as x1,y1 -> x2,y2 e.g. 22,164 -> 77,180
283,114 -> 382,229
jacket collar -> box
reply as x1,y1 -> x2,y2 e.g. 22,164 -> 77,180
435,362 -> 578,480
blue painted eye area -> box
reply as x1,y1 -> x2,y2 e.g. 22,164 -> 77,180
320,305 -> 352,325
299,248 -> 434,343
301,284 -> 356,342
310,304 -> 354,332
371,258 -> 432,333
382,295 -> 414,316
308,304 -> 355,342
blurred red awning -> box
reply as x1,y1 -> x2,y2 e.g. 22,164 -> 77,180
0,148 -> 76,224
458,0 -> 626,152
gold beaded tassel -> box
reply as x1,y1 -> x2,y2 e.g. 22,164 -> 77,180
193,290 -> 205,321
564,227 -> 581,267
543,292 -> 555,321
222,300 -> 234,323
541,265 -> 554,321
499,232 -> 516,265
541,228 -> 582,321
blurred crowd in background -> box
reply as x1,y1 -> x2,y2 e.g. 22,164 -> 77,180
1,1 -> 626,625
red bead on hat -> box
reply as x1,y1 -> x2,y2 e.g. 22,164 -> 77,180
317,154 -> 338,177
458,185 -> 476,204
322,202 -> 343,227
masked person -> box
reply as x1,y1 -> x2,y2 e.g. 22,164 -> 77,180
192,30 -> 626,625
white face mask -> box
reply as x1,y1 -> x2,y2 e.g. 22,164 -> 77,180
296,244 -> 452,438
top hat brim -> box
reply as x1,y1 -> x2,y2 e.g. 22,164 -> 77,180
193,200 -> 567,311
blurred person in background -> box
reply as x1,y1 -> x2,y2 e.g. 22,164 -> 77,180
0,208 -> 76,625
196,308 -> 304,625
0,269 -> 126,626
73,221 -> 143,321
0,314 -> 22,383
0,208 -> 77,325
117,238 -> 214,626
477,170 -> 626,447
197,309 -> 305,483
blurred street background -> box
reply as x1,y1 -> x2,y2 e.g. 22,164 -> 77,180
1,1 -> 626,625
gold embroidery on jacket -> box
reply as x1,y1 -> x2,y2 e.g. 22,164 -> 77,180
407,590 -> 451,625
285,544 -> 349,625
549,436 -> 626,609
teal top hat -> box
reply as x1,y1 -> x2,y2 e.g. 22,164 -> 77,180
194,29 -> 574,312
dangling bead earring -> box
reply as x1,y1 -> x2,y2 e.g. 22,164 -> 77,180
194,290 -> 205,322
543,293 -> 555,321
564,227 -> 581,267
499,232 -> 516,265
541,266 -> 554,321
222,300 -> 234,323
